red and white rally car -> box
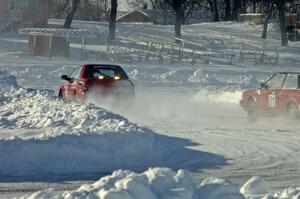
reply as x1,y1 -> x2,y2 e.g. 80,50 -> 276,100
240,72 -> 300,122
59,64 -> 135,102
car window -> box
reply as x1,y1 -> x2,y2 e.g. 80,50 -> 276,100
84,65 -> 128,80
69,66 -> 81,80
94,68 -> 115,78
265,73 -> 286,89
283,74 -> 298,89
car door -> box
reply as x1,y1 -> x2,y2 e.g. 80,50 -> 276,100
67,66 -> 82,100
278,74 -> 300,112
258,73 -> 286,115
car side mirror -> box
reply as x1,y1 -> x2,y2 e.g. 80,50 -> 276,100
61,75 -> 71,81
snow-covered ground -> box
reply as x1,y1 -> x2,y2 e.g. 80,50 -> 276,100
19,169 -> 300,199
0,21 -> 300,198
0,69 -> 225,179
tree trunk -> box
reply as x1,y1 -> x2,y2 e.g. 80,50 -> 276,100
253,1 -> 256,13
261,4 -> 273,39
231,0 -> 240,21
224,0 -> 231,21
175,6 -> 184,38
207,0 -> 214,16
108,0 -> 118,42
212,0 -> 220,22
207,0 -> 219,22
241,1 -> 247,13
277,1 -> 288,46
64,0 -> 80,28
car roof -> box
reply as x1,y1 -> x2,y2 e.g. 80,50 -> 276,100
276,72 -> 300,75
84,64 -> 121,68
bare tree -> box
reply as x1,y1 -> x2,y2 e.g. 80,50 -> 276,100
49,0 -> 69,19
259,0 -> 290,46
231,0 -> 241,21
163,0 -> 184,38
207,0 -> 220,21
224,0 -> 231,21
79,0 -> 110,21
276,0 -> 288,46
165,0 -> 203,38
64,0 -> 80,28
261,1 -> 274,39
126,0 -> 148,10
108,0 -> 118,42
105,0 -> 112,20
252,0 -> 257,12
149,0 -> 161,9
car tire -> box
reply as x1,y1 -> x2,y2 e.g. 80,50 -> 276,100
287,103 -> 299,120
58,90 -> 63,98
247,100 -> 258,123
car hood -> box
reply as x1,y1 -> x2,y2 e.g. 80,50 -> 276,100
243,89 -> 257,94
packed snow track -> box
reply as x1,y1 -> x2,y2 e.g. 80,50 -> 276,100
120,89 -> 300,191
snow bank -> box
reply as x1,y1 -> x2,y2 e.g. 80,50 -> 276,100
21,171 -> 300,199
239,177 -> 300,199
197,176 -> 244,199
0,87 -> 156,177
127,66 -> 262,88
128,68 -> 185,86
0,69 -> 17,91
194,89 -> 242,104
5,64 -> 74,88
0,88 -> 147,138
20,168 -> 239,199
0,70 -> 225,178
0,70 -> 156,177
188,69 -> 217,84
192,73 -> 259,104
240,176 -> 269,196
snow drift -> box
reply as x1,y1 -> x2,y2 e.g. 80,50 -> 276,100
20,169 -> 300,199
0,87 -> 156,178
0,70 -> 225,179
0,69 -> 17,90
20,168 -> 237,199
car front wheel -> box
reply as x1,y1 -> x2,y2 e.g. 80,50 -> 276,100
58,90 -> 63,98
247,100 -> 258,123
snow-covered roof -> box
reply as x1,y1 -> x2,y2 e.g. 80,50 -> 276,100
18,28 -> 99,38
117,9 -> 157,23
116,9 -> 212,25
144,9 -> 212,25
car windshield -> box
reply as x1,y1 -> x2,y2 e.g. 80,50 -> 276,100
265,73 -> 286,89
84,65 -> 128,80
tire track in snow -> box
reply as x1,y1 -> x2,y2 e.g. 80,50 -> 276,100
148,112 -> 300,191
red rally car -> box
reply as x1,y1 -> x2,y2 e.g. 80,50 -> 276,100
59,64 -> 135,102
240,72 -> 300,122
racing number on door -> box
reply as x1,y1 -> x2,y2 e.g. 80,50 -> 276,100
268,93 -> 276,107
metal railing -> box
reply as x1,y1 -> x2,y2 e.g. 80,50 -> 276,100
0,14 -> 11,33
0,9 -> 22,33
